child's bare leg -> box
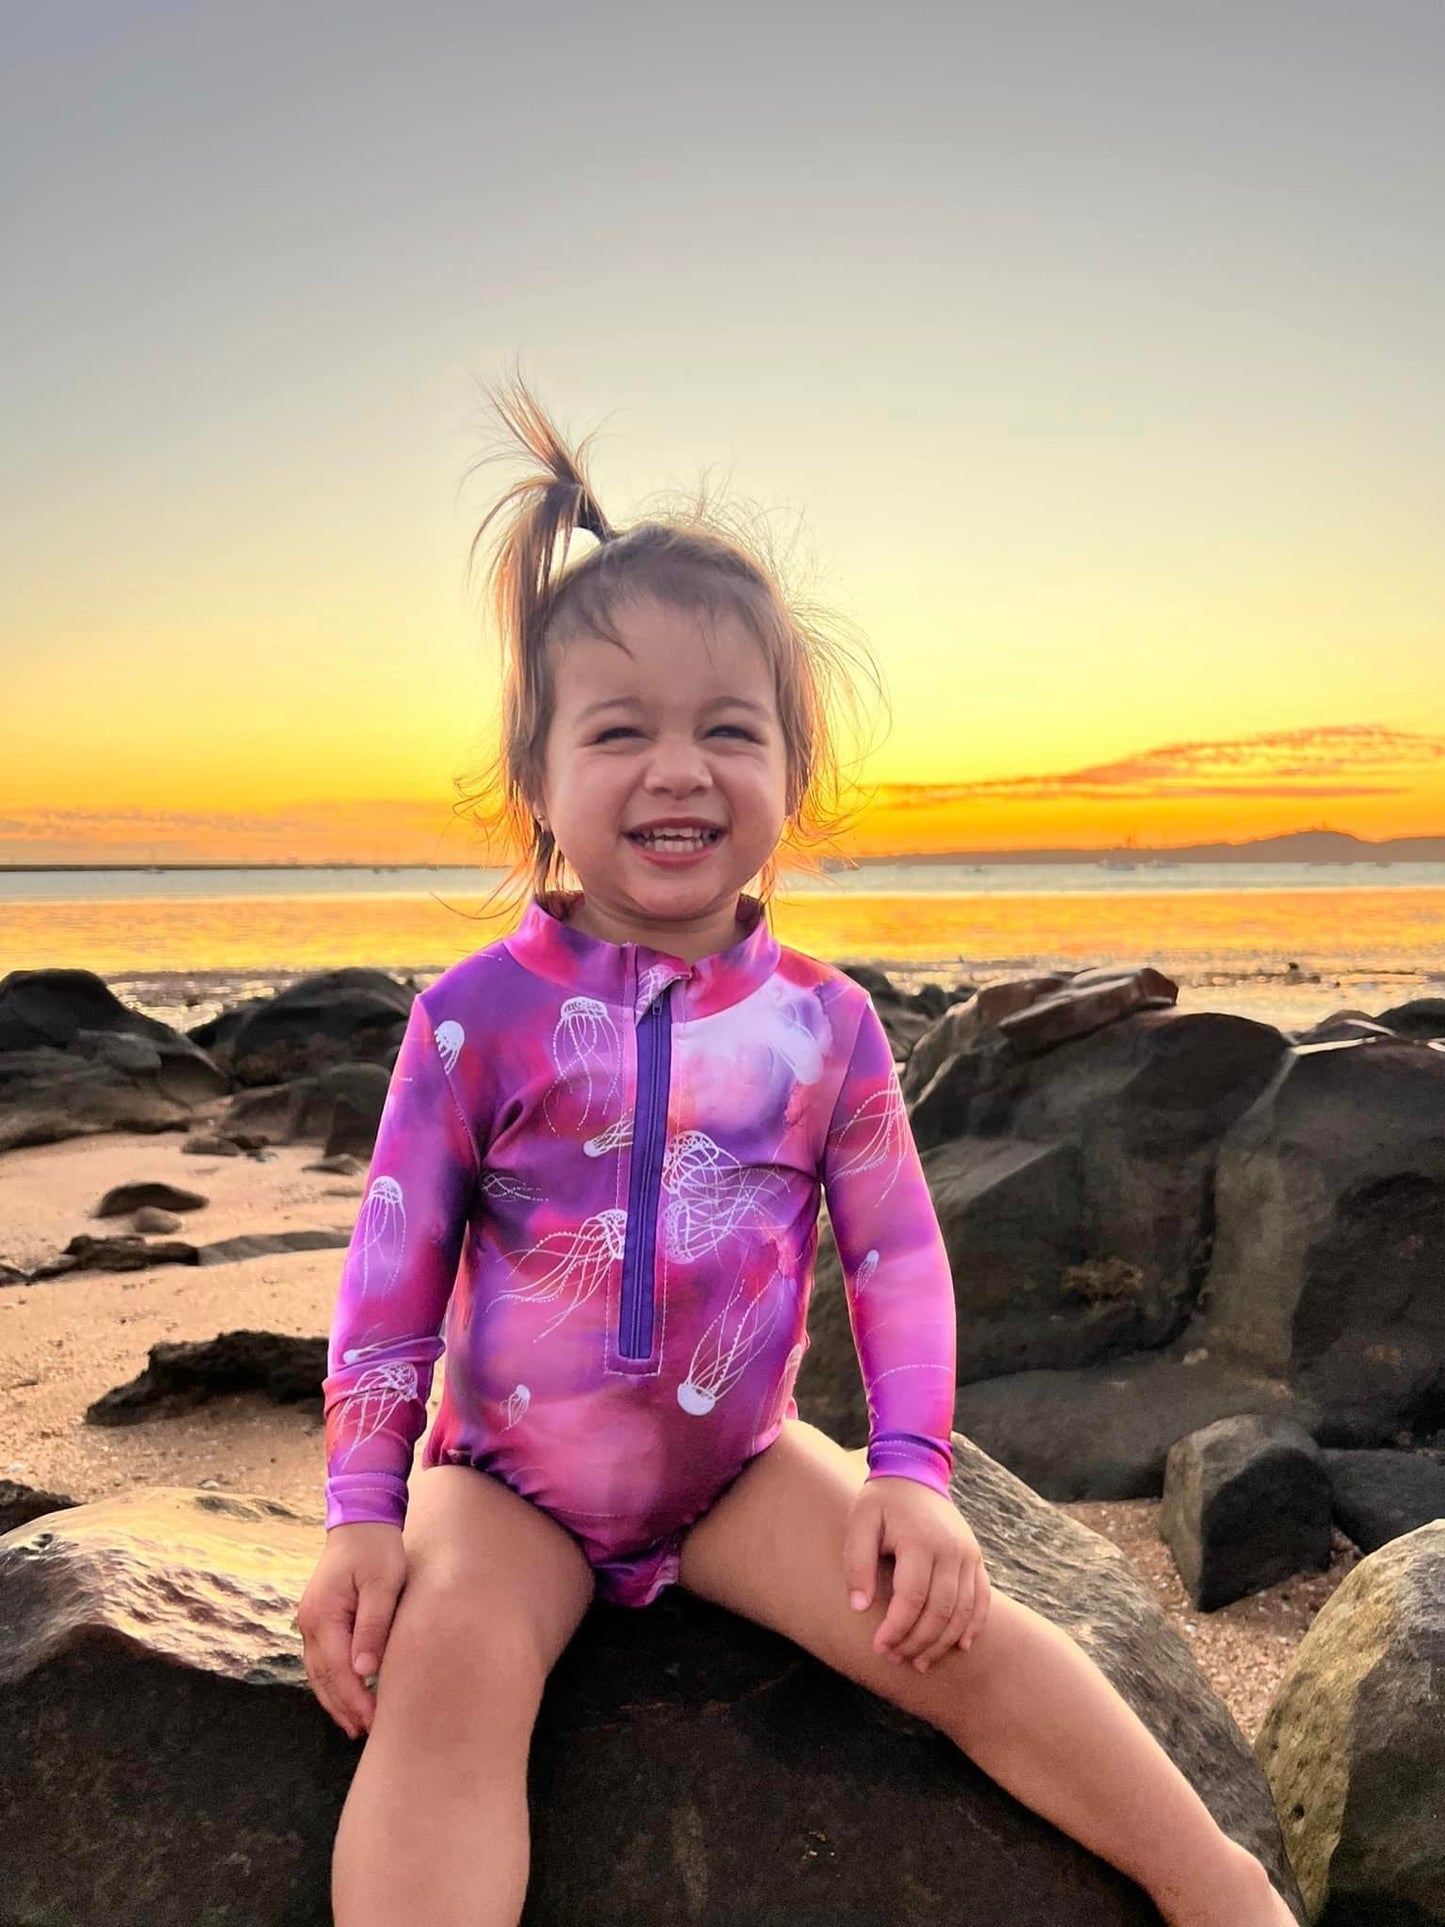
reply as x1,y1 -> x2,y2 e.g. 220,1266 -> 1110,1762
332,1465 -> 595,1927
679,1423 -> 1296,1927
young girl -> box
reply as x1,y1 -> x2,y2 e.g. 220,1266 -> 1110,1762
297,380 -> 1296,1927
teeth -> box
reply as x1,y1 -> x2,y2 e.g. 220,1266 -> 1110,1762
632,829 -> 718,848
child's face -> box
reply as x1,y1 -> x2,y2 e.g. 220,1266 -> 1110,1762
536,592 -> 789,944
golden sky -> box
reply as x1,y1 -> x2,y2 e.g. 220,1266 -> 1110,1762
4,5 -> 1442,866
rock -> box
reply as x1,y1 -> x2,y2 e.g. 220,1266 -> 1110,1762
194,1229 -> 351,1267
0,1478 -> 78,1535
302,1153 -> 365,1176
1322,1447 -> 1445,1553
801,1006 -> 1291,1441
1372,995 -> 1445,1040
0,975 -> 227,1153
903,975 -> 1073,1101
942,1348 -> 1313,1502
60,1232 -> 200,1272
1196,1036 -> 1445,1445
85,1331 -> 329,1424
131,1206 -> 182,1234
95,1182 -> 209,1218
995,967 -> 1180,1055
0,968 -> 180,1053
181,1134 -> 243,1156
1159,1416 -> 1333,1611
0,1449 -> 1302,1926
1254,1521 -> 1445,1923
197,968 -> 414,1087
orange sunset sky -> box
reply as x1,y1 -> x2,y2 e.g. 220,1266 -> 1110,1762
4,5 -> 1442,869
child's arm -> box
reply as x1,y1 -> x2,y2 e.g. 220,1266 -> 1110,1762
820,988 -> 957,1496
321,989 -> 480,1532
821,989 -> 986,1672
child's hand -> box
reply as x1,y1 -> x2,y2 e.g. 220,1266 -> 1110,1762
296,1522 -> 408,1740
843,1476 -> 991,1673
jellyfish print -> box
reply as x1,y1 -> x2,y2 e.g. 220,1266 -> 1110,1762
496,1206 -> 628,1339
543,996 -> 623,1133
501,1383 -> 531,1429
677,1272 -> 782,1416
660,1130 -> 788,1262
583,1114 -> 632,1159
750,1337 -> 805,1442
353,1176 -> 407,1297
481,1168 -> 543,1204
828,1079 -> 910,1203
850,1248 -> 880,1299
336,1361 -> 419,1467
434,1018 -> 465,1074
635,962 -> 678,1019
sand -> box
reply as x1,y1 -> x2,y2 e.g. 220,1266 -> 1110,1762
0,1127 -> 1358,1743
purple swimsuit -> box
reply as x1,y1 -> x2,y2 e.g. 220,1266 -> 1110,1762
322,890 -> 957,1606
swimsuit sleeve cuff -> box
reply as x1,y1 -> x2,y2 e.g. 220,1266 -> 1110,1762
324,1470 -> 410,1533
865,1438 -> 954,1499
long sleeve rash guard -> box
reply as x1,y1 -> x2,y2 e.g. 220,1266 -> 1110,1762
322,890 -> 958,1574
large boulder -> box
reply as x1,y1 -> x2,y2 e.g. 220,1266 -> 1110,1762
0,1439 -> 1302,1925
1254,1521 -> 1445,1923
0,971 -> 227,1152
1195,1036 -> 1445,1445
191,969 -> 414,1087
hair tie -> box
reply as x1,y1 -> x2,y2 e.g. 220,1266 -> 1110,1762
577,491 -> 615,544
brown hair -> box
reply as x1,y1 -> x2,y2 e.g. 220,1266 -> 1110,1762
451,370 -> 889,926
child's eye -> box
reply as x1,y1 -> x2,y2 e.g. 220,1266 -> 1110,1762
593,724 -> 757,744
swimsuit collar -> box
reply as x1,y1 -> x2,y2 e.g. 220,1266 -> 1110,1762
504,889 -> 782,1019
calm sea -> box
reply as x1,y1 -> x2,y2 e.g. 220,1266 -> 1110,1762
4,862 -> 1444,1034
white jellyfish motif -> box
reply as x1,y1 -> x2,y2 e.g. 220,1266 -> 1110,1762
660,1130 -> 788,1262
850,1248 -> 880,1299
496,1207 -> 628,1339
677,1272 -> 783,1416
501,1383 -> 531,1429
352,1175 -> 407,1297
336,1360 -> 419,1467
480,1168 -> 543,1203
635,963 -> 679,1019
767,996 -> 826,1084
583,1114 -> 632,1159
827,1079 -> 910,1203
750,1337 -> 806,1442
434,1018 -> 465,1074
544,996 -> 623,1133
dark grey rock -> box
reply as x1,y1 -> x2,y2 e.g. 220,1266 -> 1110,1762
203,968 -> 413,1087
194,1229 -> 351,1267
1159,1415 -> 1333,1611
0,1455 -> 1302,1926
1373,995 -> 1445,1040
1322,1448 -> 1445,1553
0,1478 -> 78,1535
84,1331 -> 329,1424
944,1349 -> 1313,1502
1196,1036 -> 1445,1445
1255,1521 -> 1445,1923
95,1182 -> 209,1218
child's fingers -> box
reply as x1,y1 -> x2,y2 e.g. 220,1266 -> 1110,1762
872,1544 -> 934,1657
893,1561 -> 960,1664
842,1502 -> 883,1614
301,1594 -> 374,1739
911,1575 -> 972,1672
958,1557 -> 992,1648
351,1574 -> 403,1682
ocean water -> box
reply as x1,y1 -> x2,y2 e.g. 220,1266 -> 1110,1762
3,862 -> 1444,1035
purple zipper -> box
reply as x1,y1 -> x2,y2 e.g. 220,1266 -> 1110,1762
619,983 -> 674,1359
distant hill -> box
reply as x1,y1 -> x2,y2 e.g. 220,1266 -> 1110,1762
833,829 -> 1445,867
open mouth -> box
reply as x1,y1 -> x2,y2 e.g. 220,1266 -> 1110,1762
625,828 -> 725,852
